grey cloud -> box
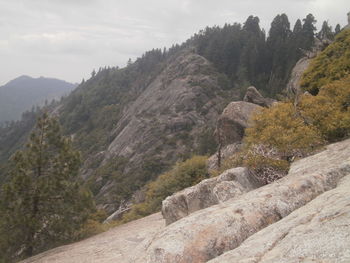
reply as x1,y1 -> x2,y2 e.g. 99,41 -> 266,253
0,0 -> 348,85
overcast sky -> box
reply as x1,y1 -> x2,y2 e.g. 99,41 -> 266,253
0,0 -> 348,85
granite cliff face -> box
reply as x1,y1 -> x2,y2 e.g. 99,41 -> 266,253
78,50 -> 231,211
105,51 -> 225,164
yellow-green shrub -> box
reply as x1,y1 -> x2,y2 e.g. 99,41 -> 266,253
301,29 -> 350,94
243,74 -> 349,183
300,76 -> 350,141
245,102 -> 323,158
121,156 -> 208,223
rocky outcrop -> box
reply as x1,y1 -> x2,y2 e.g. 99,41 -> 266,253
286,57 -> 310,95
133,138 -> 350,263
209,94 -> 267,171
106,51 -> 225,163
209,174 -> 350,263
287,36 -> 334,95
89,51 -> 228,211
215,101 -> 262,146
161,167 -> 262,225
243,86 -> 275,107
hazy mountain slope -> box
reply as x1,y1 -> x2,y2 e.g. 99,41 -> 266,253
0,75 -> 76,123
59,49 -> 232,212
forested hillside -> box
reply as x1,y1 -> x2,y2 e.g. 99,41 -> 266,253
0,13 -> 340,213
192,14 -> 336,96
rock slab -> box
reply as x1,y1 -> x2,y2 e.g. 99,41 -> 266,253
209,174 -> 350,263
133,138 -> 350,263
21,213 -> 165,263
21,139 -> 350,263
161,167 -> 262,225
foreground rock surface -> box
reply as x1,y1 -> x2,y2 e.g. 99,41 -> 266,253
162,167 -> 262,225
209,174 -> 350,263
22,139 -> 350,263
133,139 -> 350,263
21,213 -> 165,263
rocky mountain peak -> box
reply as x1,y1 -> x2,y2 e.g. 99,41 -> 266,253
81,50 -> 230,212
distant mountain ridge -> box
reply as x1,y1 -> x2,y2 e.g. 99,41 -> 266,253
0,75 -> 77,124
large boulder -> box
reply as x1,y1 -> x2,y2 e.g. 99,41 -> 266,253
133,138 -> 350,263
216,101 -> 262,146
243,86 -> 275,107
161,167 -> 262,225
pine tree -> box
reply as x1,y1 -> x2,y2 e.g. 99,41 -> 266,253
301,14 -> 317,50
335,24 -> 341,35
293,19 -> 303,34
266,14 -> 292,95
91,69 -> 96,78
0,113 -> 94,261
317,21 -> 334,40
239,16 -> 266,89
288,19 -> 304,62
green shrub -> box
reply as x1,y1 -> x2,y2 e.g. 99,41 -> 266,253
121,156 -> 208,222
300,76 -> 350,141
242,74 -> 349,183
245,102 -> 323,158
301,29 -> 350,95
